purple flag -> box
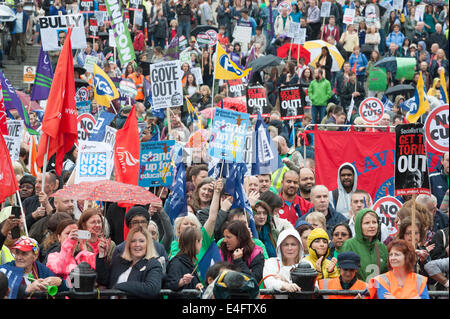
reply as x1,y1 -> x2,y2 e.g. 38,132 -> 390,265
165,36 -> 180,60
0,70 -> 38,135
244,45 -> 256,82
31,46 -> 54,101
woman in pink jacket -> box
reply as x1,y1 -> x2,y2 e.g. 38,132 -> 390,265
46,219 -> 96,286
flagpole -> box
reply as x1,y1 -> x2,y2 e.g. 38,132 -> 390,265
40,138 -> 50,208
15,190 -> 29,237
211,42 -> 218,108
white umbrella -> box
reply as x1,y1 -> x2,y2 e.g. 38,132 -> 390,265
303,40 -> 345,72
0,4 -> 16,22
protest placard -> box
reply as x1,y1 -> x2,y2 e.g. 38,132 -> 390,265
227,79 -> 245,98
373,196 -> 403,237
150,60 -> 183,109
320,2 -> 331,17
4,120 -> 24,162
39,14 -> 87,51
138,140 -> 175,187
89,111 -> 116,142
277,1 -> 292,14
84,55 -> 97,73
359,97 -> 384,124
232,25 -> 252,44
279,85 -> 305,120
208,108 -> 249,162
75,141 -> 113,183
23,66 -> 36,84
424,104 -> 449,153
190,67 -> 203,85
343,8 -> 355,25
246,85 -> 270,118
77,113 -> 97,142
108,29 -> 116,48
103,125 -> 117,160
80,0 -> 94,13
394,123 -> 431,196
76,100 -> 91,115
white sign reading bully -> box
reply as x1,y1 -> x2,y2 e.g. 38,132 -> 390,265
39,14 -> 87,51
150,60 -> 183,109
75,141 -> 113,183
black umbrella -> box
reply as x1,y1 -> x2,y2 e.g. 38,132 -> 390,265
385,84 -> 416,97
247,55 -> 284,73
373,56 -> 397,74
74,64 -> 86,75
75,78 -> 89,88
190,25 -> 219,38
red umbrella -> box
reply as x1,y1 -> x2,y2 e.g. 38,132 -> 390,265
219,97 -> 247,113
277,43 -> 311,65
15,90 -> 41,111
51,180 -> 162,206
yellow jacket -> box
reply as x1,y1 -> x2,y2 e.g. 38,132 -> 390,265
301,228 -> 340,280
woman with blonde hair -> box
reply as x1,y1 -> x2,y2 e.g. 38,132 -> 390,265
96,227 -> 162,298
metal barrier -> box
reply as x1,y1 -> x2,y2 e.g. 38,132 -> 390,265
27,288 -> 448,299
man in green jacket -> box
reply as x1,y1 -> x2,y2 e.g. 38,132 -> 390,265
308,68 -> 333,124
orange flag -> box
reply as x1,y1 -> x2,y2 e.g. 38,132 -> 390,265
36,28 -> 78,176
28,136 -> 41,177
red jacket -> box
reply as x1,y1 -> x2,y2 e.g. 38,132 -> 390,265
133,30 -> 145,53
279,195 -> 314,227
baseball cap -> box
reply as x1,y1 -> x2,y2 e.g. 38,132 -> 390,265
12,236 -> 39,254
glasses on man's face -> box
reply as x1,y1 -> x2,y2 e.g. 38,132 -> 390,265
130,220 -> 149,226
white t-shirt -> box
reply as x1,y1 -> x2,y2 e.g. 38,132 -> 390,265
15,12 -> 24,34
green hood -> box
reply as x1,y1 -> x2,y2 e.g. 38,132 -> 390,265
341,208 -> 388,281
354,208 -> 382,248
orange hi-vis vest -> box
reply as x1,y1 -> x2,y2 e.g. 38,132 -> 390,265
369,271 -> 428,299
318,277 -> 367,299
127,73 -> 145,101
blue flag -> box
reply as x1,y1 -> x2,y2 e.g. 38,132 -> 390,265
226,162 -> 258,238
0,263 -> 25,299
89,111 -> 116,142
381,95 -> 394,112
197,241 -> 222,281
251,113 -> 282,175
167,160 -> 188,224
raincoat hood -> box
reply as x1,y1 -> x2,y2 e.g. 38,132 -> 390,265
336,162 -> 358,194
306,228 -> 330,263
353,208 -> 381,246
276,228 -> 304,263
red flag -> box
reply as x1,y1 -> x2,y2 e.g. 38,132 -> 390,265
314,130 -> 396,203
0,135 -> 19,203
0,82 -> 8,135
352,61 -> 357,74
114,105 -> 140,185
36,28 -> 78,176
113,105 -> 140,240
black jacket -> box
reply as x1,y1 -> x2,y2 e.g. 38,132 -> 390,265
23,195 -> 55,230
96,254 -> 162,298
340,80 -> 365,110
163,253 -> 201,293
105,203 -> 127,245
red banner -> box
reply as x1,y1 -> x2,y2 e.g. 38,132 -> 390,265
313,129 -> 443,203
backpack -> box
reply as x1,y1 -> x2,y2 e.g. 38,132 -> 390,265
332,188 -> 339,209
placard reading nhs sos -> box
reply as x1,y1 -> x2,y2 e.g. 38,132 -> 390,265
75,141 -> 113,183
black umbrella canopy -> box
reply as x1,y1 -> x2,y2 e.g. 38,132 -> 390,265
373,56 -> 397,73
247,55 -> 283,72
385,84 -> 416,97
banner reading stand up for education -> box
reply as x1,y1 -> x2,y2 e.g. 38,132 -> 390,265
394,123 -> 431,196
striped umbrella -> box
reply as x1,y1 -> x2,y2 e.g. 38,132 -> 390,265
303,40 -> 345,72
